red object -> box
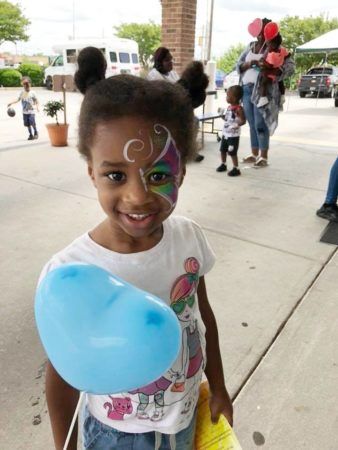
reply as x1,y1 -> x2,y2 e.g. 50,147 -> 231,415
326,77 -> 331,87
264,22 -> 279,41
248,18 -> 263,37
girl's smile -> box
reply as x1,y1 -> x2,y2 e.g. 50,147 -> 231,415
88,116 -> 184,251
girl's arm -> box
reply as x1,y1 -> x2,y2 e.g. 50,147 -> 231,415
197,276 -> 233,425
46,361 -> 79,450
7,99 -> 20,107
236,107 -> 246,126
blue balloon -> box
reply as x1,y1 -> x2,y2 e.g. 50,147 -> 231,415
35,263 -> 181,394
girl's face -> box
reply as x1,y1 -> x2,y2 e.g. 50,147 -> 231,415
226,89 -> 238,105
88,116 -> 184,243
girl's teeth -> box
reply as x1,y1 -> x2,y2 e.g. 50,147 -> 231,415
127,214 -> 150,221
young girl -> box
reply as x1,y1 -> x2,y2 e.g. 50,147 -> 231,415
7,76 -> 39,140
257,33 -> 289,108
39,47 -> 233,450
216,85 -> 246,176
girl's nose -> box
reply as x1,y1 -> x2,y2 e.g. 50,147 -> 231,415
124,178 -> 151,206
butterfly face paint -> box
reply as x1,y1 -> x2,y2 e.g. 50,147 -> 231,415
140,124 -> 181,211
121,123 -> 181,211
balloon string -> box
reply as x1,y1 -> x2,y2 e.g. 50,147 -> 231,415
63,391 -> 85,450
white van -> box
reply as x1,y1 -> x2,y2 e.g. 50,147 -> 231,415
44,37 -> 140,89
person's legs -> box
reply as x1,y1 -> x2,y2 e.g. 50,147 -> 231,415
228,137 -> 241,176
242,84 -> 259,160
252,104 -> 269,166
23,114 -> 34,139
324,157 -> 338,205
317,157 -> 338,222
30,114 -> 38,138
216,136 -> 228,172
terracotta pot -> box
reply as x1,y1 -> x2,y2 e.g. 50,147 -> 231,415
46,123 -> 69,147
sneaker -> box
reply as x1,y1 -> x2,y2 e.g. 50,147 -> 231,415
316,204 -> 338,222
28,135 -> 34,140
228,167 -> 241,177
257,96 -> 269,108
216,163 -> 227,172
195,154 -> 204,162
34,133 -> 39,139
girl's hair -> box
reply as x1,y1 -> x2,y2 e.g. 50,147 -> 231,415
153,47 -> 171,73
228,85 -> 243,101
74,46 -> 107,94
74,47 -> 197,163
177,61 -> 209,108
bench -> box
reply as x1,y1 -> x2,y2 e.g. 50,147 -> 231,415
196,91 -> 224,147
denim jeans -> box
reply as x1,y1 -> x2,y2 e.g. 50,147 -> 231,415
242,83 -> 269,151
83,408 -> 197,450
325,156 -> 338,204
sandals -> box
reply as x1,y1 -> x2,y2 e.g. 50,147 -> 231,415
253,157 -> 269,168
242,154 -> 257,163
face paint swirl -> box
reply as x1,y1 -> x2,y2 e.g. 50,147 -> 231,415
123,124 -> 181,211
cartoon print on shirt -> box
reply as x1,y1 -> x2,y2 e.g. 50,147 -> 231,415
104,396 -> 133,420
129,377 -> 171,421
169,257 -> 204,416
123,256 -> 203,423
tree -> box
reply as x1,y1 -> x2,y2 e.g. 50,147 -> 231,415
0,1 -> 30,46
280,15 -> 338,72
114,21 -> 161,68
216,44 -> 245,74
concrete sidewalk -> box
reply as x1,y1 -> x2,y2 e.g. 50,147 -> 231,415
0,90 -> 337,449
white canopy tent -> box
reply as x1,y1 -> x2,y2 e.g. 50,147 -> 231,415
295,29 -> 338,54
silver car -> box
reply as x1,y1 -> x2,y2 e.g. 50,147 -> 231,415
223,70 -> 240,91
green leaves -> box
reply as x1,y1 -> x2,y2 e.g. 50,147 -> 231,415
0,0 -> 30,46
216,44 -> 245,74
43,101 -> 64,125
114,21 -> 161,68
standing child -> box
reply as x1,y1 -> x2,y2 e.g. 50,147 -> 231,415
257,33 -> 289,108
39,47 -> 233,450
7,76 -> 39,140
216,85 -> 246,176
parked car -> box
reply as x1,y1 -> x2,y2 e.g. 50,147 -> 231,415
297,65 -> 338,98
223,70 -> 240,91
215,69 -> 226,89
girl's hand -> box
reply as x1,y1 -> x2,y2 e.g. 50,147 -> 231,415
209,389 -> 233,426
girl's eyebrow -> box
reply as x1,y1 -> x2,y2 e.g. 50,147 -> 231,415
100,161 -> 129,168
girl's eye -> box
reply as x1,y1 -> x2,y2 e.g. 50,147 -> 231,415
107,172 -> 126,182
149,172 -> 170,183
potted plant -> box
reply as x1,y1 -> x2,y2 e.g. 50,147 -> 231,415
43,100 -> 69,146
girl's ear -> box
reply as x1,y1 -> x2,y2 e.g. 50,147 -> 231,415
87,163 -> 97,188
179,165 -> 186,186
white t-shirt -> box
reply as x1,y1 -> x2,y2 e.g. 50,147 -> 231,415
38,215 -> 215,434
222,106 -> 241,138
241,49 -> 264,85
18,90 -> 37,114
147,68 -> 179,84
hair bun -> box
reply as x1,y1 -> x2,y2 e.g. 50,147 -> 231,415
74,47 -> 107,94
177,61 -> 209,109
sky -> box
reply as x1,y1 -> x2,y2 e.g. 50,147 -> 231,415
2,0 -> 338,58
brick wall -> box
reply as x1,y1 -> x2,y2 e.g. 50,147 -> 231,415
161,0 -> 197,75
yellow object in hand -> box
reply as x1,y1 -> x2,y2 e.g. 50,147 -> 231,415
195,382 -> 242,450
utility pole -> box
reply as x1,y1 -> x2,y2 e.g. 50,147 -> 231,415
206,0 -> 214,61
72,0 -> 75,40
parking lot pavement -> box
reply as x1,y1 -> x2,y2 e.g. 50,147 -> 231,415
0,87 -> 337,449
